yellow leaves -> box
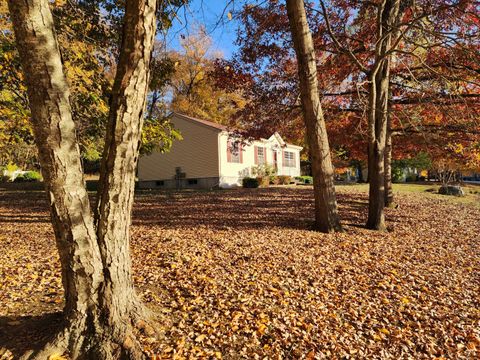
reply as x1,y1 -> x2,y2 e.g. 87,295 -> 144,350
169,28 -> 246,126
454,143 -> 465,154
400,297 -> 411,304
48,354 -> 67,360
227,12 -> 233,20
256,323 -> 267,335
379,328 -> 390,335
232,312 -> 242,322
194,334 -> 206,342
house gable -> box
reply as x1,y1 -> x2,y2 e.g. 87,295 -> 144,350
138,113 -> 221,182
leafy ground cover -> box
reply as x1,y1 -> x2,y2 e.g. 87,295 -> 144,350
0,186 -> 479,359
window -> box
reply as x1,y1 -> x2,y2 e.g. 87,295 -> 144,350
227,141 -> 242,163
283,151 -> 296,167
155,180 -> 164,186
188,179 -> 198,185
255,146 -> 266,165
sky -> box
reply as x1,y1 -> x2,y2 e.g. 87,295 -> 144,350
163,0 -> 241,59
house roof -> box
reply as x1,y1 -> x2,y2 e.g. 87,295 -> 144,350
171,112 -> 303,150
172,112 -> 228,131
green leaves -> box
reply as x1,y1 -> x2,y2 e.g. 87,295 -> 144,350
140,117 -> 182,155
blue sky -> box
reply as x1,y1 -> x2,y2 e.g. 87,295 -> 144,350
164,0 -> 240,59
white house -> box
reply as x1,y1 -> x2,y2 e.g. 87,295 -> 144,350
137,113 -> 303,189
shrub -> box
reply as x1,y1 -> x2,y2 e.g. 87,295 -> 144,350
295,176 -> 313,184
23,171 -> 42,182
14,171 -> 42,182
242,177 -> 259,188
405,174 -> 417,182
391,166 -> 404,183
269,175 -> 279,185
278,175 -> 291,185
6,163 -> 18,173
251,164 -> 276,177
256,176 -> 270,187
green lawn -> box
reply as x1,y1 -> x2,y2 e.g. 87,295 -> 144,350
336,182 -> 480,207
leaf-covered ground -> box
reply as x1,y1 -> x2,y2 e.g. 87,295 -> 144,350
0,187 -> 479,359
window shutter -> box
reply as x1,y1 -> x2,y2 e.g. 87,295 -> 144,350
239,143 -> 243,163
264,147 -> 267,163
227,141 -> 232,162
282,149 -> 285,167
254,146 -> 258,165
293,151 -> 296,167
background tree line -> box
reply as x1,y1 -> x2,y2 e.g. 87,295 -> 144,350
1,0 -> 242,170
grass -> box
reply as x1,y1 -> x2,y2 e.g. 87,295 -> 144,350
336,182 -> 480,207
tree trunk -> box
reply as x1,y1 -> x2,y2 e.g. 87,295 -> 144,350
8,0 -> 157,358
286,0 -> 342,233
366,0 -> 400,230
366,71 -> 387,230
357,163 -> 364,183
94,0 -> 158,333
384,115 -> 394,207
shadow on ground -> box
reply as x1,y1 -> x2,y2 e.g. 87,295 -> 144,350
0,313 -> 64,357
132,187 -> 369,230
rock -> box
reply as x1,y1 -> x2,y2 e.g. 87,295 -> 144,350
438,185 -> 465,197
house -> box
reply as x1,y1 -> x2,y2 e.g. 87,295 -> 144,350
137,112 -> 303,189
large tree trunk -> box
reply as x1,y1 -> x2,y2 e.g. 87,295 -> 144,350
286,0 -> 342,233
8,0 -> 157,358
366,0 -> 400,230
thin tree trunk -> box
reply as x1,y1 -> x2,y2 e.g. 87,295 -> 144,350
9,0 -> 158,358
94,0 -> 158,330
366,72 -> 387,230
286,0 -> 342,233
366,0 -> 400,230
384,114 -> 394,207
147,90 -> 159,119
357,163 -> 364,183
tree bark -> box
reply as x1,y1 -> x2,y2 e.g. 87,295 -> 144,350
94,0 -> 157,331
8,0 -> 157,358
384,114 -> 394,207
286,0 -> 342,233
366,0 -> 400,230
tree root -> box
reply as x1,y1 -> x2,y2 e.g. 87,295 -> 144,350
20,308 -> 158,360
20,327 -> 69,360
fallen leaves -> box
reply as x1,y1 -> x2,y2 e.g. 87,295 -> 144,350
0,187 -> 479,358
